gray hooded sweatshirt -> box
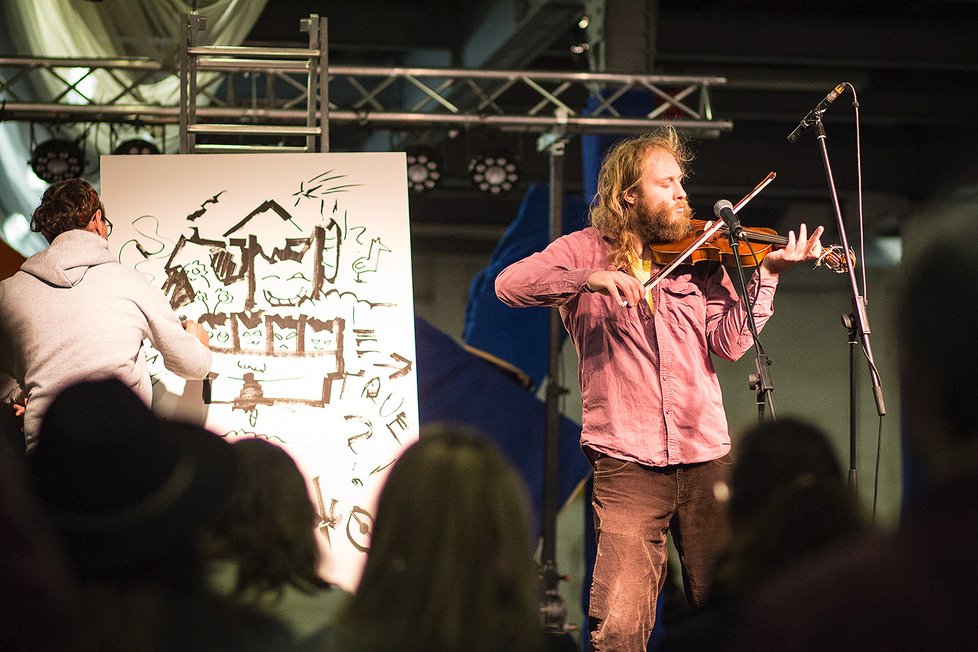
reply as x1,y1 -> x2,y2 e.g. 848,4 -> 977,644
0,229 -> 212,446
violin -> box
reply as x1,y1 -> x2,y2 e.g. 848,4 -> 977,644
648,219 -> 854,273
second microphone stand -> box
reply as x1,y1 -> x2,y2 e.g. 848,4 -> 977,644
808,112 -> 887,494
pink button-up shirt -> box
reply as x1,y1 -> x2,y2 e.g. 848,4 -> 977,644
495,227 -> 778,466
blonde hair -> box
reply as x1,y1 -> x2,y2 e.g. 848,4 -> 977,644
590,127 -> 693,270
338,424 -> 544,652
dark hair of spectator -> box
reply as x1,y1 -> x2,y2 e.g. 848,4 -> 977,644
201,438 -> 326,602
714,417 -> 863,602
898,220 -> 978,443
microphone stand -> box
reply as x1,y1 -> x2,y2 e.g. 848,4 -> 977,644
723,217 -> 778,422
537,129 -> 570,636
842,313 -> 859,492
643,216 -> 776,421
807,113 -> 886,495
647,172 -> 781,421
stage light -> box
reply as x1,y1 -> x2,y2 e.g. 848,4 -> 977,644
30,139 -> 85,183
405,146 -> 441,192
112,138 -> 161,156
469,152 -> 519,194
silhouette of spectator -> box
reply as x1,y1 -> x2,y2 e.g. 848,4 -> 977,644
0,385 -> 77,650
202,437 -> 346,640
730,215 -> 978,651
659,417 -> 863,651
27,378 -> 296,650
322,423 -> 549,652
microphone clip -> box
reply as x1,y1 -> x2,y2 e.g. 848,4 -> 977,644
726,216 -> 745,243
787,82 -> 847,143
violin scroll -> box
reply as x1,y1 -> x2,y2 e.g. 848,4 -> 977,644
815,245 -> 857,273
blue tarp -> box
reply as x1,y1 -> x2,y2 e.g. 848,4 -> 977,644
462,182 -> 589,390
415,315 -> 590,532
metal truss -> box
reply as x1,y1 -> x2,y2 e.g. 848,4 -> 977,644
1,55 -> 732,138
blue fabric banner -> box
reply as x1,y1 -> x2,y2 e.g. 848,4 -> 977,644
415,315 -> 590,532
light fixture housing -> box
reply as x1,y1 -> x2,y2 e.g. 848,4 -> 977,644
469,152 -> 519,194
30,139 -> 85,183
112,138 -> 161,156
405,146 -> 442,192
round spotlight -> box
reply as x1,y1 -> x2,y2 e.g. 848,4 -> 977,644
405,146 -> 442,192
113,138 -> 161,156
469,153 -> 519,194
30,139 -> 85,183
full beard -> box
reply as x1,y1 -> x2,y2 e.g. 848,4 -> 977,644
634,198 -> 693,244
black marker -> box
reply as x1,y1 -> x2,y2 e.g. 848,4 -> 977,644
180,314 -> 213,404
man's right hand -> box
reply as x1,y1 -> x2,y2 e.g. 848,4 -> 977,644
586,270 -> 645,308
182,319 -> 211,347
12,391 -> 27,417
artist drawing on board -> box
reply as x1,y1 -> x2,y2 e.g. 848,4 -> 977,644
112,163 -> 416,566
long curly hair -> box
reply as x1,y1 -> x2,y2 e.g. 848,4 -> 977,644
337,424 -> 545,652
590,127 -> 693,271
30,178 -> 102,243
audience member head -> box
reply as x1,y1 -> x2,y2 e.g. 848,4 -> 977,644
714,417 -> 862,600
728,417 -> 849,523
30,178 -> 106,243
28,377 -> 239,587
897,215 -> 978,488
0,396 -> 78,649
339,422 -> 544,652
202,437 -> 325,601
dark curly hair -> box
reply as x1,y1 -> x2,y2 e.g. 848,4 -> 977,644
30,178 -> 102,243
199,438 -> 325,602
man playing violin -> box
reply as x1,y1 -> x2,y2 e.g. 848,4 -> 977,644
495,127 -> 824,652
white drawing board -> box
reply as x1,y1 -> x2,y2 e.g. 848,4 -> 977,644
100,152 -> 419,591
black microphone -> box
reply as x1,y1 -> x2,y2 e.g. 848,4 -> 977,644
713,199 -> 743,240
786,83 -> 846,143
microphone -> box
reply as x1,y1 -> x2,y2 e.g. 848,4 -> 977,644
787,83 -> 846,143
713,199 -> 743,240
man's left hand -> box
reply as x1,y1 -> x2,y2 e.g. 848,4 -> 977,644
760,223 -> 825,277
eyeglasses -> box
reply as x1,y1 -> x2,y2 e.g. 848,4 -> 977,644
95,202 -> 111,236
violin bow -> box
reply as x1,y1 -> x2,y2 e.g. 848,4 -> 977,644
733,171 -> 776,213
644,171 -> 777,290
643,221 -> 726,289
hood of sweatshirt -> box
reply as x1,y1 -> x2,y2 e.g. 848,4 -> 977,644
20,230 -> 116,288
